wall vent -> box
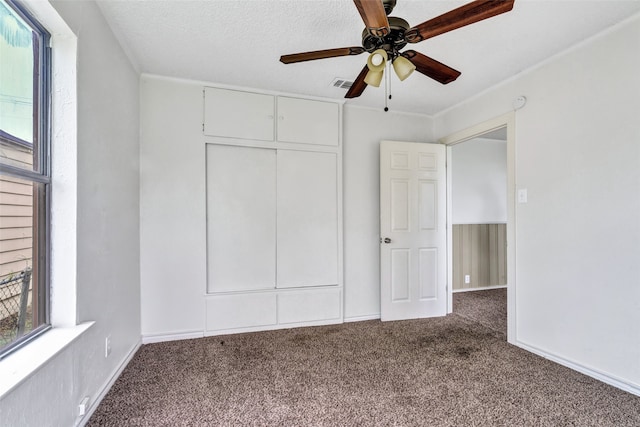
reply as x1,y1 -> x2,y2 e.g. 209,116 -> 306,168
331,78 -> 353,89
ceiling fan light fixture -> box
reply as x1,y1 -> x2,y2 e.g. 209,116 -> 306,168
280,0 -> 516,99
364,69 -> 384,87
393,55 -> 416,81
366,49 -> 388,72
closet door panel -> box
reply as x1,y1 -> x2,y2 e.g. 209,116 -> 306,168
277,97 -> 339,146
204,87 -> 274,141
277,289 -> 342,324
206,294 -> 277,331
206,144 -> 276,292
277,150 -> 338,288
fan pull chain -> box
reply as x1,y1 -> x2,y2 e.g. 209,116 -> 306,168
384,60 -> 390,112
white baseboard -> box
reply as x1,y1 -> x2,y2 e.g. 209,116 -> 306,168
78,339 -> 142,427
452,285 -> 507,293
142,331 -> 204,344
344,314 -> 381,323
516,340 -> 640,397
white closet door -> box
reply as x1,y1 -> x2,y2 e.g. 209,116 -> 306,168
277,150 -> 338,288
206,144 -> 276,292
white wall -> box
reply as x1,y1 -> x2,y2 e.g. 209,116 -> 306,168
0,1 -> 141,425
435,15 -> 640,392
70,0 -> 141,398
140,76 -> 206,338
343,106 -> 433,320
451,138 -> 507,224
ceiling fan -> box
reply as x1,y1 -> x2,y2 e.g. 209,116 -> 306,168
280,0 -> 515,99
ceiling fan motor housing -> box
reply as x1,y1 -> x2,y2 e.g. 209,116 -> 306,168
362,16 -> 410,59
382,0 -> 397,15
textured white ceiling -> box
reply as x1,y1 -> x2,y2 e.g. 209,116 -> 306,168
96,0 -> 640,115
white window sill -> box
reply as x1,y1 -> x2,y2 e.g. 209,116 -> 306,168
0,321 -> 94,399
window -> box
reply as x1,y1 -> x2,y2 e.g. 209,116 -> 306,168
0,0 -> 50,357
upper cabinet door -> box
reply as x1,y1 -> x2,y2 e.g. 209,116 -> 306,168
204,87 -> 274,141
277,97 -> 339,146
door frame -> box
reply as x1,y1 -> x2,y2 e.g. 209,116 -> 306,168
439,112 -> 516,344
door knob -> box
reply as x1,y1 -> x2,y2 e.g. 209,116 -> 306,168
383,237 -> 391,244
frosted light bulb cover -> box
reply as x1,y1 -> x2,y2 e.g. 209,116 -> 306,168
392,56 -> 416,81
366,49 -> 388,72
364,70 -> 384,87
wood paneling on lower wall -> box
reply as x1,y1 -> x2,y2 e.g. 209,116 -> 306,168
453,224 -> 506,290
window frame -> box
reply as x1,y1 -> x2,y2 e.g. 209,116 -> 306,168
0,0 -> 52,358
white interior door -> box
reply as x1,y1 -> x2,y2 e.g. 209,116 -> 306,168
380,141 -> 447,321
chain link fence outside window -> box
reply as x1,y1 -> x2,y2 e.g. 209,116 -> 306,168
0,267 -> 32,346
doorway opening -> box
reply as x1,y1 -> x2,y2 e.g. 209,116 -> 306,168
451,128 -> 507,337
440,113 -> 516,344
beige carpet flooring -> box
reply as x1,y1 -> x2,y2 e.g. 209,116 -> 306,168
453,287 -> 507,337
88,289 -> 640,426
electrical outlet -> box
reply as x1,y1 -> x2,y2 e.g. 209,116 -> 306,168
105,335 -> 112,358
78,396 -> 90,417
464,275 -> 471,284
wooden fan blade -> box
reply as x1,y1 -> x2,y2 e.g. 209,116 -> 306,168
353,0 -> 390,37
345,65 -> 369,98
406,0 -> 514,43
280,47 -> 365,64
402,50 -> 461,85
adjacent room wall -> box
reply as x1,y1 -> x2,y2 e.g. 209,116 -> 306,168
0,1 -> 141,425
342,105 -> 433,320
435,14 -> 640,392
451,138 -> 507,290
451,138 -> 507,224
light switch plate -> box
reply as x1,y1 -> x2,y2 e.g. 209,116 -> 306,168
518,189 -> 528,203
